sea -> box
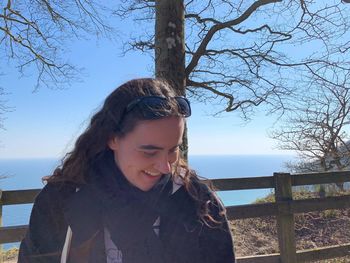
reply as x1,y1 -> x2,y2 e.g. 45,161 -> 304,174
0,154 -> 293,249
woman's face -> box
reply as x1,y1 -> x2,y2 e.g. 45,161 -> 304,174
108,116 -> 185,191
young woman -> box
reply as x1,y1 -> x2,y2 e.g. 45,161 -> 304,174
18,78 -> 235,263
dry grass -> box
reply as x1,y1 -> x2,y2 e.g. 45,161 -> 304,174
2,247 -> 18,262
230,190 -> 350,262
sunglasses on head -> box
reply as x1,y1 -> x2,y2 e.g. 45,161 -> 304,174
124,95 -> 191,120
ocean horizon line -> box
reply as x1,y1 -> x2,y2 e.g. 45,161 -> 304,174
0,153 -> 296,160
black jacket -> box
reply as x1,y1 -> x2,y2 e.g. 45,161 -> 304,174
18,177 -> 235,263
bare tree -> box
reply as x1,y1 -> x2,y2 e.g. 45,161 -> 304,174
1,0 -> 114,90
116,0 -> 350,119
270,68 -> 350,189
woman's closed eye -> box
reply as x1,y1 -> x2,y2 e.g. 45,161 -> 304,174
142,151 -> 158,157
139,145 -> 180,158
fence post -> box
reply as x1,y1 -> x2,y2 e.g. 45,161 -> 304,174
274,172 -> 297,263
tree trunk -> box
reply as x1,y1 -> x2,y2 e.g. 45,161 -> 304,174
155,0 -> 185,95
155,0 -> 189,160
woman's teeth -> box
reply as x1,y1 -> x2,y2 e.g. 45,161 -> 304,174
144,170 -> 161,177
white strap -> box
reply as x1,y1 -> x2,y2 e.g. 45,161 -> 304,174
60,187 -> 79,263
60,226 -> 73,263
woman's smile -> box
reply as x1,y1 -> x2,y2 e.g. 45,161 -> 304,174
143,170 -> 162,177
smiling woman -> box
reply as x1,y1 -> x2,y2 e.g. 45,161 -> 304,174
17,78 -> 235,263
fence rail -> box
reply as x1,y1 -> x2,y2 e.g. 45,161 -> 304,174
1,171 -> 350,262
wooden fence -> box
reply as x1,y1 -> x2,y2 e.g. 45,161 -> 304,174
1,171 -> 350,262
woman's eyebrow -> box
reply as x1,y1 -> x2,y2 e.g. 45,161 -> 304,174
139,145 -> 163,150
138,143 -> 182,151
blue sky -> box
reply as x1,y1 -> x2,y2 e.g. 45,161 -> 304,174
0,28 -> 288,159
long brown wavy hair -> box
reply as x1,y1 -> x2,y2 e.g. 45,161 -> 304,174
48,78 -> 225,226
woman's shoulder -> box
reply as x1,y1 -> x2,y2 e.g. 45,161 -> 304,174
170,175 -> 218,212
34,181 -> 81,207
42,180 -> 79,194
186,175 -> 227,219
190,175 -> 215,196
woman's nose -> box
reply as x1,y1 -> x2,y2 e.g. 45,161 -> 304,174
155,156 -> 172,174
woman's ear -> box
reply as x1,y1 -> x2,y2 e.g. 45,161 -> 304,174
108,136 -> 119,150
